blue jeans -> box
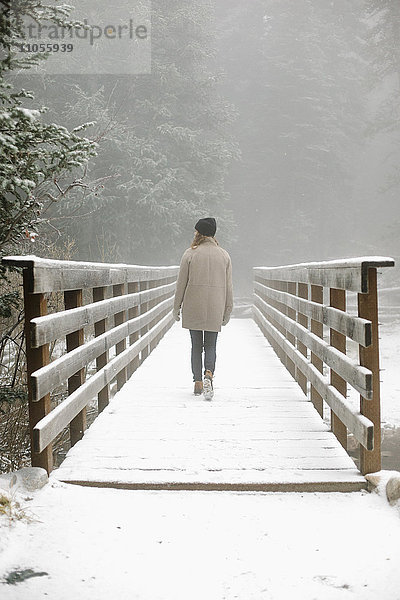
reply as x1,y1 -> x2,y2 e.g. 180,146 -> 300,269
189,330 -> 218,382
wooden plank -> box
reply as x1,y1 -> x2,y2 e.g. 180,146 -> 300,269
64,289 -> 86,447
93,287 -> 110,413
296,282 -> 308,395
32,296 -> 173,400
285,282 -> 296,378
66,450 -> 348,462
2,256 -> 178,293
330,288 -> 347,450
33,312 -> 174,452
267,280 -> 286,365
31,282 -> 175,347
81,431 -> 332,442
84,423 -> 331,434
254,281 -> 371,346
253,257 -> 395,293
23,269 -> 53,472
148,280 -> 157,352
67,438 -> 343,453
253,306 -> 374,449
127,281 -> 140,379
358,268 -> 381,474
53,477 -> 367,493
113,283 -> 127,391
60,454 -> 357,471
310,285 -> 324,417
254,294 -> 372,399
83,431 -> 340,442
140,280 -> 150,364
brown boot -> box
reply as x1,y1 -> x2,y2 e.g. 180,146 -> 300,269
194,381 -> 203,395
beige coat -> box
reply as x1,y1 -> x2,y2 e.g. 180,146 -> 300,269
173,238 -> 233,332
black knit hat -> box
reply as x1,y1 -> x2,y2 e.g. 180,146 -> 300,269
195,217 -> 217,237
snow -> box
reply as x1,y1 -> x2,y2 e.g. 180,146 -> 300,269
1,314 -> 399,597
14,108 -> 40,121
51,320 -> 365,491
1,318 -> 400,597
1,483 -> 400,599
2,254 -> 179,272
254,256 -> 395,270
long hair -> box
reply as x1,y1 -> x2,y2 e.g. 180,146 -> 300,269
190,231 -> 219,249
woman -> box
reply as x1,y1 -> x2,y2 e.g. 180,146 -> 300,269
173,217 -> 233,400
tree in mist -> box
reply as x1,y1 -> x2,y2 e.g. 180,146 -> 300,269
216,0 -> 368,272
360,0 -> 400,262
364,0 -> 400,188
40,0 -> 240,264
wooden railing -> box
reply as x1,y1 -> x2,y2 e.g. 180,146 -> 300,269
253,257 -> 395,475
2,255 -> 178,474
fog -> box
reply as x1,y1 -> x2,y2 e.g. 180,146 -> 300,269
15,0 -> 400,296
214,0 -> 400,294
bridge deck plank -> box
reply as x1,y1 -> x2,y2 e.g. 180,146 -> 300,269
54,319 -> 366,492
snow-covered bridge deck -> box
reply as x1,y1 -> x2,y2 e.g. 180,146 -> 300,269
54,320 -> 366,492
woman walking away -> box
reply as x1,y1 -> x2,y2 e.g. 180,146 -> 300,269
173,217 -> 233,401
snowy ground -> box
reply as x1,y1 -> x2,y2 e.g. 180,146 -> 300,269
1,298 -> 400,598
1,482 -> 400,600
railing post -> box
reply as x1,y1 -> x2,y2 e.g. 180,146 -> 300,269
286,282 -> 297,379
64,289 -> 86,446
310,284 -> 324,417
330,288 -> 347,450
23,269 -> 53,473
271,279 -> 285,365
93,286 -> 110,413
253,276 -> 267,345
149,280 -> 158,352
127,281 -> 140,379
140,280 -> 150,364
358,268 -> 381,474
113,283 -> 127,391
296,282 -> 308,395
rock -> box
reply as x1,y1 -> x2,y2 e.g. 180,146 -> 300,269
386,476 -> 400,506
365,470 -> 400,505
0,467 -> 48,493
365,471 -> 383,492
17,467 -> 48,491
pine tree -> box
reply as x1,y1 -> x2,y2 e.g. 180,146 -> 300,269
0,1 -> 97,259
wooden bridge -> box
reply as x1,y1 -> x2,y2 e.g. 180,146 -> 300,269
2,254 -> 395,492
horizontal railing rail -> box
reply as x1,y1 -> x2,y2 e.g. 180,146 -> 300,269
2,255 -> 179,474
253,256 -> 395,475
